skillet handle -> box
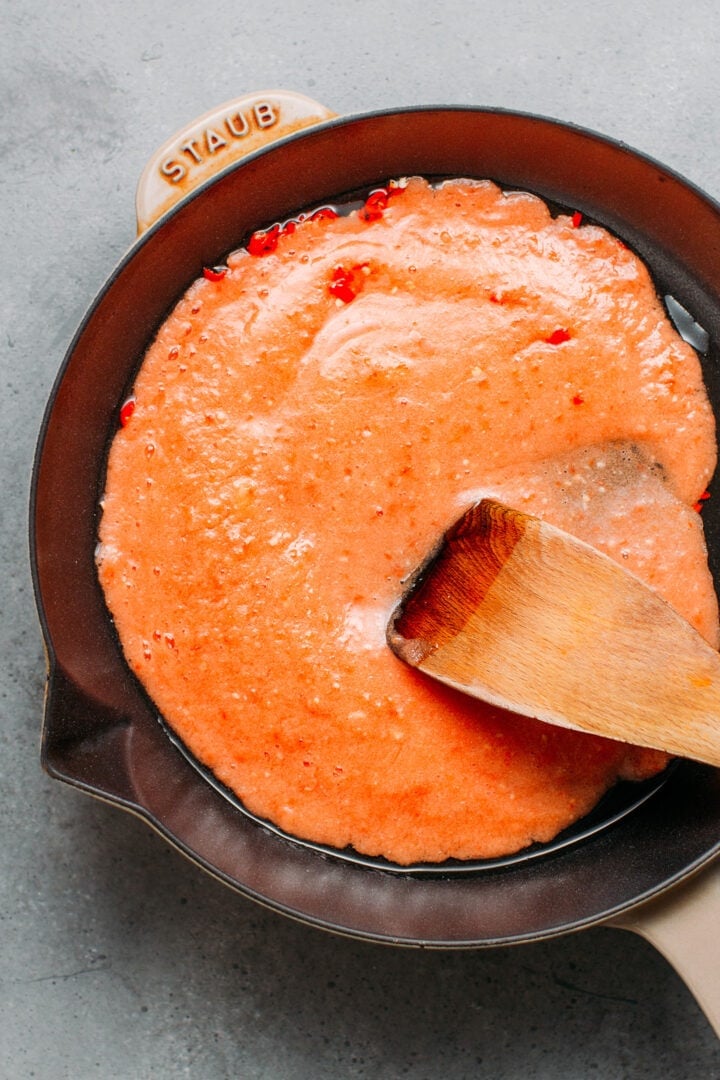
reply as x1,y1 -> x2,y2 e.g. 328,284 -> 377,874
135,90 -> 337,233
610,857 -> 720,1037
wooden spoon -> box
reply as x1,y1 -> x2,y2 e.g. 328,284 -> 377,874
387,499 -> 720,766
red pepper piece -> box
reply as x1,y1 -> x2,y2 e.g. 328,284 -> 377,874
571,211 -> 583,228
203,266 -> 227,281
119,397 -> 136,427
247,223 -> 281,256
546,328 -> 571,345
572,393 -> 584,405
329,265 -> 356,303
694,491 -> 712,511
311,206 -> 338,223
361,188 -> 396,222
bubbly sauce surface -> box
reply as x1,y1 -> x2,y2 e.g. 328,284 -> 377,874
97,178 -> 718,864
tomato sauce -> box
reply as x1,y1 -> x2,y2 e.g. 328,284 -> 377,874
97,178 -> 718,864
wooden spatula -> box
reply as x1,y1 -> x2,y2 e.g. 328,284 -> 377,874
387,499 -> 720,766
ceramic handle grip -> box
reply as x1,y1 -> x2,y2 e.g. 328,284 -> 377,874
135,90 -> 336,234
610,857 -> 720,1037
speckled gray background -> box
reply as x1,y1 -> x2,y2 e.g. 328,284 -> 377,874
3,1 -> 720,1076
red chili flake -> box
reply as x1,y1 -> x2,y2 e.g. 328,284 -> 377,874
361,186 -> 402,222
329,262 -> 371,303
546,328 -> 571,345
203,265 -> 227,281
571,211 -> 583,228
693,490 -> 712,511
119,397 -> 136,427
281,220 -> 297,237
329,265 -> 356,303
361,191 -> 387,222
247,223 -> 281,256
489,292 -> 503,304
310,206 -> 339,223
572,393 -> 584,405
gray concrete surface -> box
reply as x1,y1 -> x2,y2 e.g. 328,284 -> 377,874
3,0 -> 720,1076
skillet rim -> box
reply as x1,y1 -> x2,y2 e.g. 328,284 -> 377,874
30,102 -> 720,945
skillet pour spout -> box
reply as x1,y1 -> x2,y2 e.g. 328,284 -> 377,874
30,94 -> 720,1037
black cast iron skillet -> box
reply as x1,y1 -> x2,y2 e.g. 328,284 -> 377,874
30,92 -> 720,1032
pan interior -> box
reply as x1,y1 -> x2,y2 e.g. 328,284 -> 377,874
33,108 -> 720,941
115,176 -> 704,876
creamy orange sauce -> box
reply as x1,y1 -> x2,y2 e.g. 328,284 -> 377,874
97,178 -> 718,864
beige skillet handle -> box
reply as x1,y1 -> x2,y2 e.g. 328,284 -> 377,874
610,856 -> 720,1037
135,90 -> 337,234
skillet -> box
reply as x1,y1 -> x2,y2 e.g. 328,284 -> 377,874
30,91 -> 720,1033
